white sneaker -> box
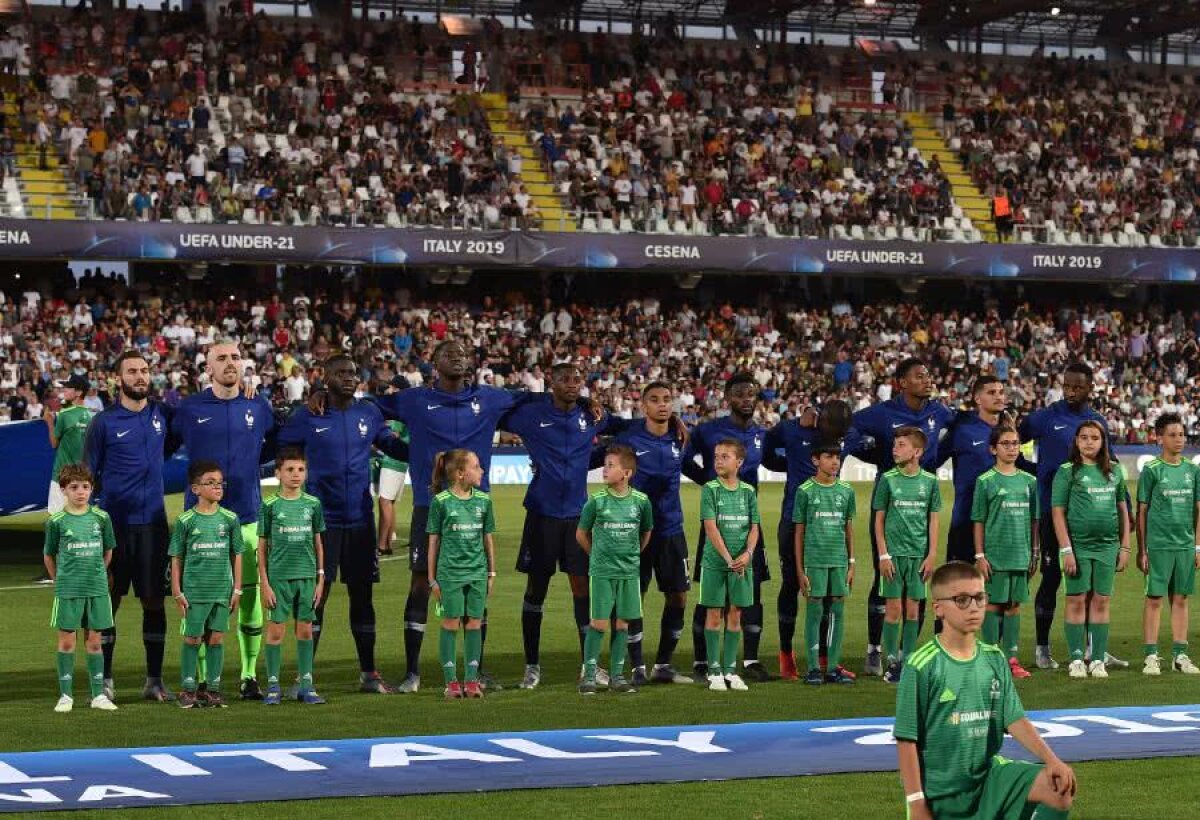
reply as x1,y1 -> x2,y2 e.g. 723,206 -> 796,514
90,694 -> 118,711
54,695 -> 73,713
1143,655 -> 1162,676
724,674 -> 749,691
1104,651 -> 1130,669
707,673 -> 727,691
579,665 -> 610,688
102,678 -> 116,701
1088,660 -> 1108,679
1034,646 -> 1060,670
1068,659 -> 1089,679
1174,654 -> 1200,675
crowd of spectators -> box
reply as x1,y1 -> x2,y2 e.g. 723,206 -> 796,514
2,269 -> 1199,446
945,54 -> 1200,247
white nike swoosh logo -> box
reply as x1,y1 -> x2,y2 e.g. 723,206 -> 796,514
116,430 -> 130,438
539,422 -> 553,428
197,417 -> 212,424
315,427 -> 330,433
972,440 -> 985,446
891,423 -> 905,428
636,450 -> 649,456
427,404 -> 441,410
1053,425 -> 1067,430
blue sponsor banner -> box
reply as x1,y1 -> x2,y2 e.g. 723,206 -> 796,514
0,421 -> 53,515
2,219 -> 1200,280
2,704 -> 1199,811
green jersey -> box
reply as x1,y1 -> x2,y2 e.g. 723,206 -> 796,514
1137,457 -> 1200,552
43,506 -> 115,598
971,469 -> 1039,571
169,506 -> 243,602
872,468 -> 941,558
258,493 -> 326,581
379,421 -> 410,471
792,479 -> 856,568
579,487 -> 654,580
52,404 -> 93,479
699,479 -> 760,570
894,639 -> 1026,801
1051,462 -> 1126,554
427,489 -> 495,583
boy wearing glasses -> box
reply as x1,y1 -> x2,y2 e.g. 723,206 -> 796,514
896,562 -> 1076,820
169,462 -> 244,708
971,426 -> 1040,679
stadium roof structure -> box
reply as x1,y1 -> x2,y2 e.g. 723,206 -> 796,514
389,1 -> 1200,57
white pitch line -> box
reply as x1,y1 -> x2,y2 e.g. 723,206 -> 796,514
0,583 -> 54,592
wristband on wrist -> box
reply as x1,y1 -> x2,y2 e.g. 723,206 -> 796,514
906,792 -> 925,804
848,557 -> 856,564
879,553 -> 892,561
232,589 -> 242,595
974,553 -> 986,560
488,571 -> 497,578
318,569 -> 326,575
1194,545 -> 1200,552
1059,546 -> 1074,554
429,579 -> 439,588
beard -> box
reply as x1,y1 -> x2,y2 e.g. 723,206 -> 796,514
120,383 -> 149,401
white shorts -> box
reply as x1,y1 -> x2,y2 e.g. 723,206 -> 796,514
47,481 -> 65,514
377,466 -> 407,502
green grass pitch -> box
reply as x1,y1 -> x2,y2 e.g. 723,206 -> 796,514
2,482 -> 1198,817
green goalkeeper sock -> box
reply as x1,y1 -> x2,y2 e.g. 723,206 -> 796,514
181,642 -> 200,692
804,600 -> 823,672
705,628 -> 722,675
901,619 -> 920,660
1089,623 -> 1110,662
583,627 -> 603,683
238,587 -> 263,680
982,611 -> 1000,645
56,651 -> 73,697
86,651 -> 104,699
1173,641 -> 1188,659
196,642 -> 206,686
439,628 -> 458,685
265,642 -> 282,688
1064,622 -> 1086,661
827,600 -> 846,670
1003,613 -> 1021,659
611,629 -> 629,678
882,620 -> 901,664
464,628 -> 482,683
722,629 -> 741,677
297,639 -> 314,692
205,643 -> 224,692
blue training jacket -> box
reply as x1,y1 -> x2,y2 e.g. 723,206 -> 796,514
84,401 -> 175,528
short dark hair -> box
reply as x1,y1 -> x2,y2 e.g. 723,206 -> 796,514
643,381 -> 671,398
725,372 -> 758,394
972,375 -> 1002,395
550,361 -> 579,380
188,460 -> 223,485
114,350 -> 148,374
715,438 -> 746,460
1156,413 -> 1185,436
57,463 -> 93,489
931,561 -> 983,596
324,352 -> 355,371
275,446 -> 307,467
811,442 -> 842,460
893,425 -> 928,450
1064,361 -> 1094,382
989,425 -> 1020,447
895,358 -> 926,381
606,443 -> 638,474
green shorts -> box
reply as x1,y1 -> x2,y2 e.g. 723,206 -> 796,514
182,602 -> 231,638
699,566 -> 754,608
1146,550 -> 1196,598
590,576 -> 643,621
985,569 -> 1030,605
51,595 -> 113,632
1064,554 -> 1116,596
922,755 -> 1042,820
241,522 -> 259,587
805,565 -> 848,598
437,578 -> 486,620
878,556 -> 927,601
267,577 -> 317,623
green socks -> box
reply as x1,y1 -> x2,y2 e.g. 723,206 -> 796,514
181,642 -> 200,692
439,627 -> 458,685
1003,613 -> 1020,659
206,643 -> 224,692
583,626 -> 603,683
705,628 -> 722,674
265,642 -> 282,687
1065,622 -> 1086,661
1173,641 -> 1188,659
721,630 -> 741,676
86,651 -> 104,699
297,638 -> 314,692
804,599 -> 823,672
56,651 -> 73,697
827,600 -> 845,670
1089,623 -> 1110,662
238,589 -> 264,680
464,628 -> 482,683
197,643 -> 207,685
611,629 -> 629,678
982,611 -> 1000,645
882,620 -> 901,663
901,620 -> 920,660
